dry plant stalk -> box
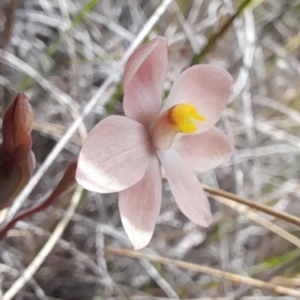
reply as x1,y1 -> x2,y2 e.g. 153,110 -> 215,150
0,160 -> 78,240
2,0 -> 20,48
106,248 -> 300,297
203,185 -> 300,227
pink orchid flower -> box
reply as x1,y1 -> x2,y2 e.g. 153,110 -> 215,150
76,37 -> 234,250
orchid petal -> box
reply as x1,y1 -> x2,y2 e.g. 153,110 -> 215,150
162,65 -> 233,133
76,116 -> 152,193
123,37 -> 168,127
173,127 -> 233,173
159,149 -> 212,227
119,157 -> 162,250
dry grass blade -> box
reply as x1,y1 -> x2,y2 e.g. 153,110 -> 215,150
0,49 -> 87,140
213,194 -> 300,249
1,185 -> 83,300
139,259 -> 180,299
2,0 -> 20,48
202,185 -> 300,227
105,248 -> 300,297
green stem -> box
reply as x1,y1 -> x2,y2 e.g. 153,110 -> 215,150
190,0 -> 255,65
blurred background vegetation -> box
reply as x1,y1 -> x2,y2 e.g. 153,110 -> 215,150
1,0 -> 300,299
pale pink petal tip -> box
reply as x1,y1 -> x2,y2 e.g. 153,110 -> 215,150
159,149 -> 212,228
119,158 -> 162,250
163,64 -> 234,133
76,115 -> 152,194
123,37 -> 168,127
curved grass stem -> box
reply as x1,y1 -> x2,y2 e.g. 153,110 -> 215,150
203,184 -> 300,227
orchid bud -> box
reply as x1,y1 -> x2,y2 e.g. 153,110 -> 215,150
2,93 -> 33,160
0,93 -> 35,210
